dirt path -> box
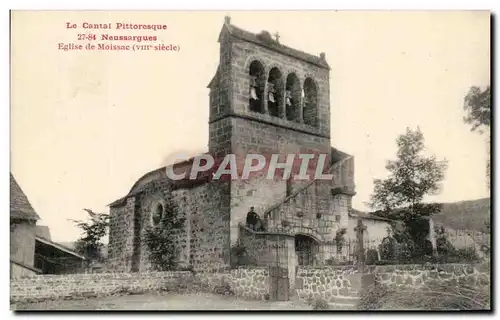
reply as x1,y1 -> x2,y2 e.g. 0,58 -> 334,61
13,293 -> 313,311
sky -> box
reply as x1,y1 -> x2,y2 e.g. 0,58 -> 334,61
10,11 -> 490,243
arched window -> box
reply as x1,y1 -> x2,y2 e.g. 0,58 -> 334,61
267,67 -> 283,117
152,203 -> 164,226
303,78 -> 318,127
249,60 -> 265,113
285,73 -> 301,122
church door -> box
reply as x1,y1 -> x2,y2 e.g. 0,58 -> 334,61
295,234 -> 318,266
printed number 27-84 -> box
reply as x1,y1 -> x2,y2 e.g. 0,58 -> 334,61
78,34 -> 96,41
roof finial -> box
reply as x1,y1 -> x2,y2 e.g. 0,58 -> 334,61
320,52 -> 326,60
224,16 -> 231,25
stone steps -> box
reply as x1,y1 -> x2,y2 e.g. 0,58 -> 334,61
328,302 -> 359,310
330,295 -> 360,306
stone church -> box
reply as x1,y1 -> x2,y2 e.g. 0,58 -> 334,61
107,17 -> 391,273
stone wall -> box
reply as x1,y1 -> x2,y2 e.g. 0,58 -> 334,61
229,267 -> 270,300
264,156 -> 355,243
10,271 -> 194,303
294,263 -> 490,309
295,266 -> 360,306
237,224 -> 292,267
197,266 -> 270,300
367,263 -> 490,289
108,197 -> 136,272
230,177 -> 286,246
108,179 -> 231,273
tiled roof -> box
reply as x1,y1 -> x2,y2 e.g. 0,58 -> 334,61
109,155 -> 212,207
222,18 -> 330,69
10,173 -> 40,221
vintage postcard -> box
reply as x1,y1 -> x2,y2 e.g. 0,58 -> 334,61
9,10 -> 491,311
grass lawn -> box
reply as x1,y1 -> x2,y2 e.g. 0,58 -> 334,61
12,293 -> 313,311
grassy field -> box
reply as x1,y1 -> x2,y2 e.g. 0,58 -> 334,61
12,293 -> 313,311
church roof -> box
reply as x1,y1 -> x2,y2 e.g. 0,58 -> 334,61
10,173 -> 40,221
110,147 -> 353,207
219,17 -> 330,70
109,154 -> 212,207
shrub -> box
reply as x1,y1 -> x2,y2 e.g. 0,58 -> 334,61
325,257 -> 340,266
230,243 -> 256,268
454,247 -> 479,262
177,265 -> 194,272
366,249 -> 379,265
359,282 -> 490,310
213,277 -> 235,296
311,297 -> 330,310
144,193 -> 186,271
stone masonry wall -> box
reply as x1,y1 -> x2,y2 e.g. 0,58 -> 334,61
137,180 -> 231,273
367,263 -> 491,289
186,181 -> 231,272
108,179 -> 231,273
237,224 -> 292,267
10,271 -> 194,303
228,118 -> 332,246
295,266 -> 359,306
107,197 -> 136,272
197,267 -> 270,301
230,177 -> 286,246
295,263 -> 490,309
229,267 -> 270,300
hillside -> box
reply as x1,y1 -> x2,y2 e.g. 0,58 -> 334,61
432,198 -> 491,232
354,198 -> 491,232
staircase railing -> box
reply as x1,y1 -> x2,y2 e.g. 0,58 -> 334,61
261,155 -> 355,235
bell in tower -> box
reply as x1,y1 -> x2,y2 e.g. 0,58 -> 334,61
250,76 -> 259,101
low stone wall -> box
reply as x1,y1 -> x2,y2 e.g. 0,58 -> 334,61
367,262 -> 490,288
10,271 -> 194,303
229,267 -> 269,300
295,266 -> 359,305
197,266 -> 270,300
294,263 -> 490,309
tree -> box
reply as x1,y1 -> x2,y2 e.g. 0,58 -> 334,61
370,127 -> 448,256
463,85 -> 491,190
143,185 -> 186,271
463,86 -> 491,133
70,209 -> 110,262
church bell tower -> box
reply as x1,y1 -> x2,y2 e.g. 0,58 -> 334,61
207,16 -> 332,160
206,16 -> 335,246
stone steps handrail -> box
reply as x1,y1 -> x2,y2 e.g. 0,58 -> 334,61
238,222 -> 294,238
